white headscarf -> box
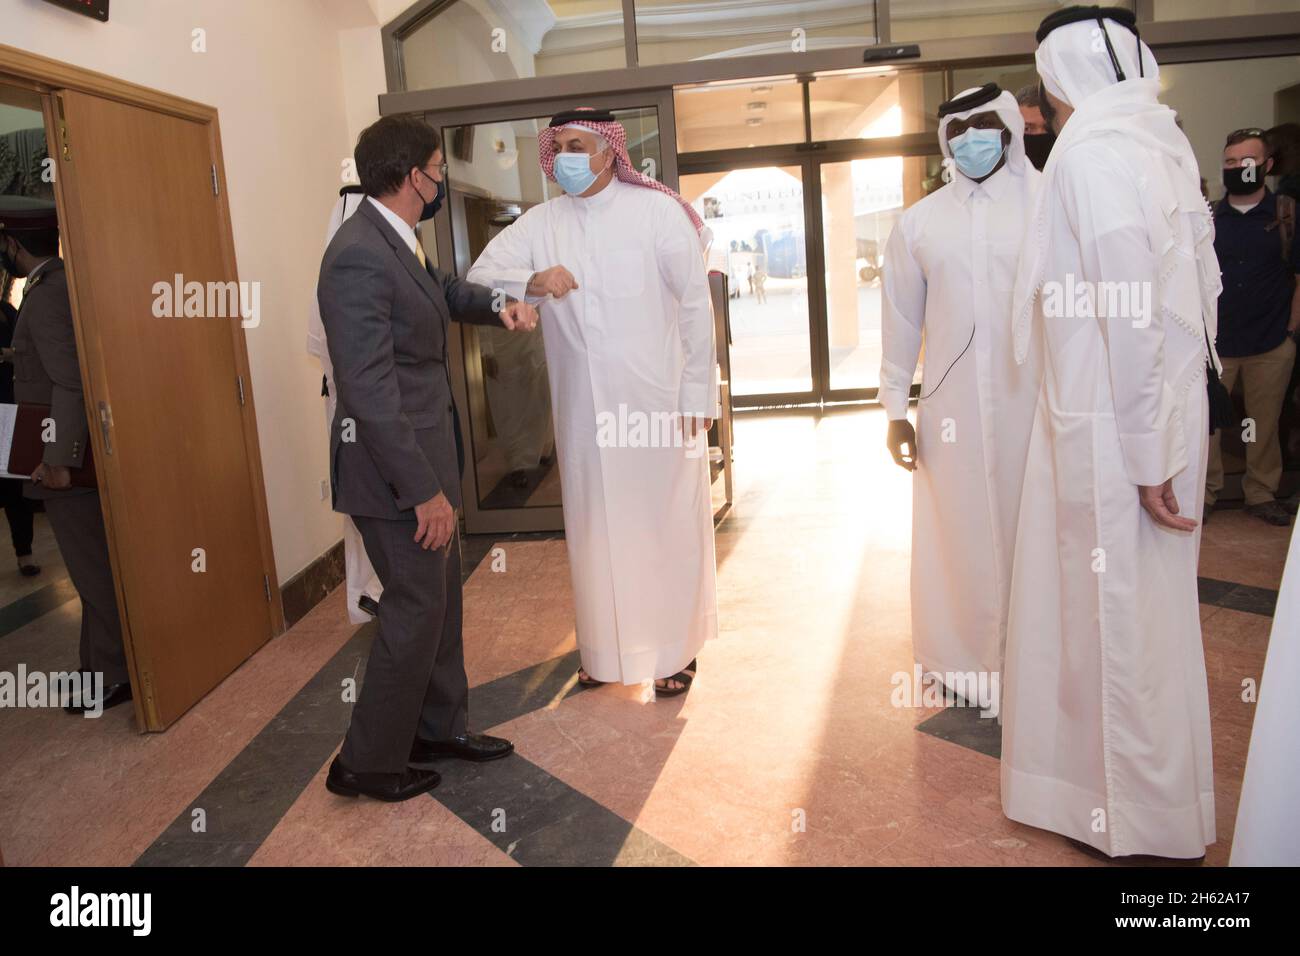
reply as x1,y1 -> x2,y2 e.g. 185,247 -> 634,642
1010,16 -> 1222,368
307,189 -> 366,367
938,87 -> 1031,178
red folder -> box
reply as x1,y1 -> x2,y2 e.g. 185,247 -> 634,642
7,402 -> 97,488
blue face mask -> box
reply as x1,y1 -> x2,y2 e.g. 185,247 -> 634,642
948,127 -> 1006,180
554,150 -> 605,195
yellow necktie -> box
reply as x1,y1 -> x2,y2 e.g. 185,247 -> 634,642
414,241 -> 428,269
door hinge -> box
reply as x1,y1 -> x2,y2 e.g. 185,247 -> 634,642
211,164 -> 219,197
55,95 -> 71,163
263,574 -> 272,602
96,401 -> 113,455
236,375 -> 245,406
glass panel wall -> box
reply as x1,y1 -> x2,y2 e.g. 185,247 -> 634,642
635,0 -> 877,67
401,0 -> 627,91
1153,0 -> 1299,18
891,0 -> 1131,41
682,167 -> 813,396
809,71 -> 945,140
675,78 -> 805,152
951,63 -> 1037,103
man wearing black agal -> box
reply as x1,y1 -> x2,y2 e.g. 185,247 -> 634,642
317,115 -> 539,802
1205,127 -> 1300,526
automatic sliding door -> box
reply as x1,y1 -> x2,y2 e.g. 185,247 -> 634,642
680,166 -> 813,403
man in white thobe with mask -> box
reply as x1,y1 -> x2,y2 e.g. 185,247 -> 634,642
881,84 -> 1042,704
1002,5 -> 1220,859
467,107 -> 718,697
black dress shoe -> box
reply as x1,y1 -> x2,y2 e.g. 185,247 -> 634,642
410,732 -> 514,765
357,594 -> 380,617
63,681 -> 133,715
325,756 -> 440,802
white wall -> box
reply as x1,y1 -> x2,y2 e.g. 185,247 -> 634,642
0,0 -> 389,586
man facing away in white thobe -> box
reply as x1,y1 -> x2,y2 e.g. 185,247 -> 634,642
307,186 -> 382,625
880,84 -> 1042,704
1001,6 -> 1221,859
466,107 -> 718,697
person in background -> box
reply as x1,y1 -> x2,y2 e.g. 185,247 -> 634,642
1016,83 -> 1055,170
1,200 -> 130,713
1205,128 -> 1299,526
0,272 -> 39,577
1267,123 -> 1300,201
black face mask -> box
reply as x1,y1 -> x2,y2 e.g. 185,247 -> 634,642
413,169 -> 445,221
1222,162 -> 1269,197
1024,132 -> 1055,171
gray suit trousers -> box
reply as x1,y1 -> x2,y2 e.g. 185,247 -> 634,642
44,493 -> 128,686
340,516 -> 468,773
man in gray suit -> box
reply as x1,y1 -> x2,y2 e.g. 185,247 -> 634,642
319,116 -> 538,802
0,200 -> 131,714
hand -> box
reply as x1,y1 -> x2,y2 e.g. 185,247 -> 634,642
527,266 -> 579,299
499,300 -> 539,332
413,491 -> 455,551
31,463 -> 72,489
1138,480 -> 1198,532
678,416 -> 713,440
886,419 -> 917,471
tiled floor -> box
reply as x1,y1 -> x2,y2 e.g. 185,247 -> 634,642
0,406 -> 1288,866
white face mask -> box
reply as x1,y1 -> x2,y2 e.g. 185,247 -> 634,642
554,148 -> 607,195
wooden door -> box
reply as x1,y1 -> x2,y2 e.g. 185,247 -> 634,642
48,89 -> 280,729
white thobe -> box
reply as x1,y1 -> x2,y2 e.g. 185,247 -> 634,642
1001,135 -> 1215,858
1231,521 -> 1300,865
880,165 -> 1041,684
467,177 -> 719,683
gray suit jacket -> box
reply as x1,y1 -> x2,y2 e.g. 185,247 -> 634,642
11,260 -> 94,500
318,199 -> 502,519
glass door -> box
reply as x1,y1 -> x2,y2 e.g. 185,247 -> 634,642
680,165 -> 814,403
816,151 -> 944,398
